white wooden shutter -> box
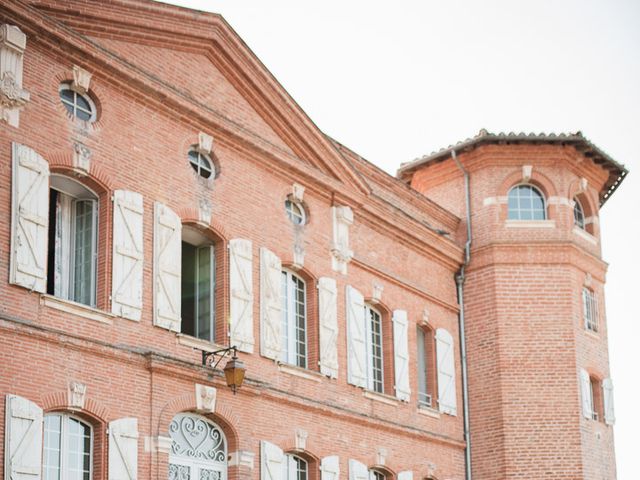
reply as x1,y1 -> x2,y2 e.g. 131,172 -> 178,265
153,202 -> 181,331
318,277 -> 339,378
230,239 -> 254,353
260,247 -> 282,360
260,440 -> 283,480
108,417 -> 138,480
321,455 -> 340,480
393,309 -> 411,402
603,377 -> 615,425
397,472 -> 413,480
4,394 -> 43,480
112,190 -> 144,321
10,143 -> 49,293
348,459 -> 368,480
346,285 -> 367,388
436,328 -> 457,415
579,368 -> 593,419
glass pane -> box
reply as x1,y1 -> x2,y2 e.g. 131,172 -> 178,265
75,94 -> 91,113
417,328 -> 428,404
293,275 -> 307,368
199,154 -> 213,178
196,246 -> 213,341
60,88 -> 75,103
181,243 -> 197,337
281,271 -> 290,362
76,108 -> 92,121
72,200 -> 95,306
368,307 -> 383,393
44,415 -> 62,480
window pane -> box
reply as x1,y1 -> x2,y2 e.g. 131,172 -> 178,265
181,242 -> 197,337
281,271 -> 290,362
44,415 -> 62,480
368,307 -> 384,393
72,200 -> 95,306
417,327 -> 428,405
75,94 -> 91,113
196,246 -> 214,342
293,275 -> 307,368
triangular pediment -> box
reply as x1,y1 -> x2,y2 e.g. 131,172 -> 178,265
24,0 -> 370,194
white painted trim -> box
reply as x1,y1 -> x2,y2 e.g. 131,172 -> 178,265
417,405 -> 441,419
41,294 -> 114,324
176,333 -> 226,353
278,363 -> 324,383
363,389 -> 399,406
505,219 -> 556,228
573,226 -> 598,245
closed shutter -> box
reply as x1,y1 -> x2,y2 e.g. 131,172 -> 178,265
346,285 -> 366,388
4,394 -> 43,480
10,143 -> 49,293
108,417 -> 138,480
436,328 -> 457,415
260,440 -> 283,480
348,459 -> 368,480
260,247 -> 282,360
603,377 -> 615,425
579,368 -> 593,419
112,190 -> 144,321
230,239 -> 254,353
321,455 -> 340,480
318,277 -> 339,378
393,309 -> 411,401
153,202 -> 182,332
397,472 -> 413,480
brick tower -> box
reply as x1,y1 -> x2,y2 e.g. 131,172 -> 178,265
398,131 -> 626,479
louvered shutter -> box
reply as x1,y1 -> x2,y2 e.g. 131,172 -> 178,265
10,143 -> 49,293
348,459 -> 368,480
5,394 -> 43,480
321,455 -> 340,480
318,277 -> 339,378
260,247 -> 282,360
393,309 -> 411,401
261,440 -> 283,480
346,285 -> 367,388
436,328 -> 457,415
153,202 -> 181,331
603,377 -> 615,425
112,190 -> 144,321
397,472 -> 413,480
108,417 -> 138,480
230,239 -> 254,353
579,368 -> 593,419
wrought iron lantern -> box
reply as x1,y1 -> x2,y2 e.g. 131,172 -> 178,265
202,346 -> 246,394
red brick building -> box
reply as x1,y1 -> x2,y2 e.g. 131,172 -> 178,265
0,1 -> 626,480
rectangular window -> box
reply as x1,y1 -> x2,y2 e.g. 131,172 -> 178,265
47,188 -> 97,307
583,288 -> 599,332
281,271 -> 307,368
365,304 -> 384,393
181,243 -> 215,342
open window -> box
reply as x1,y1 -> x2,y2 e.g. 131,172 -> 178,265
181,227 -> 217,342
417,325 -> 437,408
46,175 -> 98,307
284,454 -> 308,480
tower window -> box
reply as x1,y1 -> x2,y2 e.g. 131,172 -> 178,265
582,288 -> 599,333
507,184 -> 546,220
574,198 -> 585,229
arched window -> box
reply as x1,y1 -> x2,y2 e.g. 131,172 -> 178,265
281,269 -> 308,367
507,184 -> 546,220
370,469 -> 387,480
169,413 -> 227,480
284,454 -> 308,480
43,413 -> 92,480
574,198 -> 585,229
47,175 -> 98,306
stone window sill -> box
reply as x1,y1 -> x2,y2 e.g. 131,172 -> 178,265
40,294 -> 114,325
363,389 -> 399,406
278,363 -> 324,383
505,219 -> 556,228
176,333 -> 226,353
572,226 -> 598,245
417,405 -> 441,418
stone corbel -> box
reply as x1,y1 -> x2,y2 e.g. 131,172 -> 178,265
228,451 -> 255,469
0,24 -> 30,128
577,177 -> 588,195
195,384 -> 217,413
421,307 -> 431,326
522,165 -> 532,183
376,447 -> 388,466
295,428 -> 308,450
67,381 -> 87,410
198,198 -> 212,227
370,283 -> 384,304
331,205 -> 354,274
291,183 -> 305,203
198,132 -> 214,155
292,244 -> 305,270
73,141 -> 91,175
71,65 -> 91,94
584,272 -> 592,288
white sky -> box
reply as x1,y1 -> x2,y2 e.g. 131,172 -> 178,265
162,1 -> 639,477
